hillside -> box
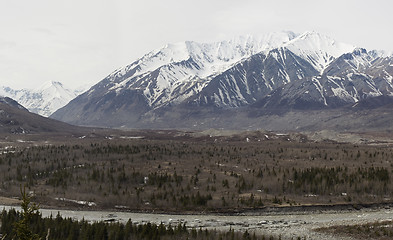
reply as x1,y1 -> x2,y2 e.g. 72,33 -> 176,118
0,96 -> 84,134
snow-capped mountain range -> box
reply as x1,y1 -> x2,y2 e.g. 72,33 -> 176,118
99,31 -> 299,108
48,31 -> 393,130
0,81 -> 83,117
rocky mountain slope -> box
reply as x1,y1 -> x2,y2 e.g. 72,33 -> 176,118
255,48 -> 393,110
0,81 -> 82,117
51,31 -> 393,131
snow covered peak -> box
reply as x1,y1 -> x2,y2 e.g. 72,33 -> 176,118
34,81 -> 75,99
220,31 -> 298,53
323,48 -> 378,76
141,31 -> 297,70
345,48 -> 376,70
113,30 -> 356,83
283,31 -> 356,72
369,49 -> 393,58
36,80 -> 64,89
1,81 -> 81,117
235,31 -> 298,51
108,31 -> 299,83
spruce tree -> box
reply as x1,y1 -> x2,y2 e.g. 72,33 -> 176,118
14,186 -> 41,240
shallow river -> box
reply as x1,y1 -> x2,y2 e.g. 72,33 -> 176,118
1,205 -> 392,239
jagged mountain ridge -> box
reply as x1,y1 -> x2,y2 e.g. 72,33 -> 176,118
51,31 -> 393,130
256,48 -> 393,110
0,81 -> 82,117
95,31 -> 298,108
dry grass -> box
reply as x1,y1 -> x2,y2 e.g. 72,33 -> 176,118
0,196 -> 21,205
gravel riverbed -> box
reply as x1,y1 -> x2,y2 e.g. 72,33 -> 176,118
1,205 -> 392,239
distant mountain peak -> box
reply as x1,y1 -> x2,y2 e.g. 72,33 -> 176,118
1,81 -> 81,117
34,80 -> 65,92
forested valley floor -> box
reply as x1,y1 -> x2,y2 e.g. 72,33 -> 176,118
1,131 -> 392,212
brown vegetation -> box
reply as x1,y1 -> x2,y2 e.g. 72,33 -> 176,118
316,220 -> 393,239
1,131 -> 393,212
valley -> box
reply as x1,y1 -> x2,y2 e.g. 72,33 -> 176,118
1,129 -> 393,239
1,129 -> 393,213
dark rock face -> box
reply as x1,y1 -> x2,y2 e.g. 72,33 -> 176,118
191,49 -> 319,108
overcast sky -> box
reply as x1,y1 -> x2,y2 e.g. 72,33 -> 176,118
0,0 -> 392,89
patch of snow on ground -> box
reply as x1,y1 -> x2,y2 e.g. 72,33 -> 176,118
55,197 -> 96,207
